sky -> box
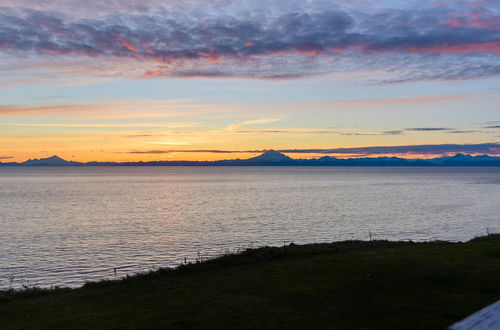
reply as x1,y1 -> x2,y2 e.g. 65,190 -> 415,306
0,0 -> 499,162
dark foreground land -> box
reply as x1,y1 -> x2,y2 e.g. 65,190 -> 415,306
1,235 -> 499,329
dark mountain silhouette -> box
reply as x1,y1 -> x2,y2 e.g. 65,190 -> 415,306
21,155 -> 82,166
247,150 -> 293,163
428,155 -> 496,166
1,151 -> 500,166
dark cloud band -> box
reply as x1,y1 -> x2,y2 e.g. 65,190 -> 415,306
405,128 -> 453,131
127,143 -> 500,156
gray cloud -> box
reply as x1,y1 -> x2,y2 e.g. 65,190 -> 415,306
278,143 -> 500,156
0,1 -> 500,81
126,143 -> 500,156
233,129 -> 403,136
340,132 -> 391,136
447,130 -> 484,134
382,130 -> 404,135
405,127 -> 453,131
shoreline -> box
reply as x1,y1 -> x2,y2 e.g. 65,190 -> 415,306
1,234 -> 496,292
1,234 -> 499,329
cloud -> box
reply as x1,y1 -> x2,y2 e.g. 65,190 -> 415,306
405,128 -> 453,131
0,156 -> 13,160
234,129 -> 338,135
149,142 -> 191,146
126,143 -> 500,156
383,130 -> 404,135
278,143 -> 500,156
5,123 -> 179,128
446,130 -> 484,134
484,125 -> 500,128
0,104 -> 100,116
220,128 -> 451,136
289,92 -> 500,110
0,98 -> 233,118
128,149 -> 263,154
1,1 -> 500,81
126,134 -> 159,138
225,118 -> 281,131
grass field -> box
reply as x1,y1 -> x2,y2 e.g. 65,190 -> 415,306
1,235 -> 499,329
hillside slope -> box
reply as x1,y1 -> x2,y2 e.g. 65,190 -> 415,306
1,236 -> 499,329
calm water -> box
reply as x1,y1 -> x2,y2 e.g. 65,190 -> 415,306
1,166 -> 499,289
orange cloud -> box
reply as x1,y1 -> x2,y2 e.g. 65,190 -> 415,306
197,51 -> 223,63
118,39 -> 138,52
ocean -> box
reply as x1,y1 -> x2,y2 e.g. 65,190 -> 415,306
1,166 -> 499,289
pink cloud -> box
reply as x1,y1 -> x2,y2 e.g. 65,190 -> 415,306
444,12 -> 500,29
411,41 -> 500,54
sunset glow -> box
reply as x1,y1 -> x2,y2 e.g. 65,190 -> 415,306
1,0 -> 499,162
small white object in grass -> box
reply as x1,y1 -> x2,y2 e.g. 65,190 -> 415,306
449,301 -> 500,330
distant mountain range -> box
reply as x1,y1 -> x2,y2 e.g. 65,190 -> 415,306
20,155 -> 83,166
2,150 -> 500,166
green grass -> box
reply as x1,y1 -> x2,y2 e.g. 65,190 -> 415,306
1,236 -> 499,329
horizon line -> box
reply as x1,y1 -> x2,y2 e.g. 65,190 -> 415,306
2,143 -> 500,164
4,151 -> 500,166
